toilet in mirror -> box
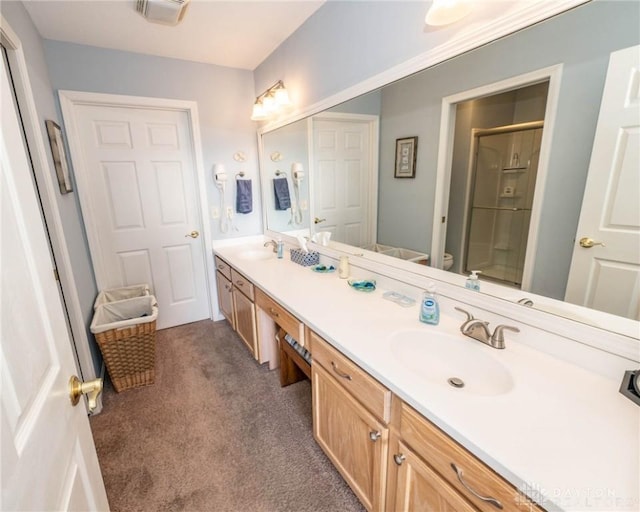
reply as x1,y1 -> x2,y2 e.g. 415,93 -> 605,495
258,0 -> 639,338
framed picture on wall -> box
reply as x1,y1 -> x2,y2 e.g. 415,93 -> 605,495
45,120 -> 73,194
394,136 -> 418,178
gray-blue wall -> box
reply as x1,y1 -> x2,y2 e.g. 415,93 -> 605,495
256,0 -> 640,300
42,40 -> 263,240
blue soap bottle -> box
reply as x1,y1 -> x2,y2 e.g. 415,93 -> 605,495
419,283 -> 440,325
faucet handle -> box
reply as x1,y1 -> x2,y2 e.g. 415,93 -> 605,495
491,325 -> 520,349
454,307 -> 474,322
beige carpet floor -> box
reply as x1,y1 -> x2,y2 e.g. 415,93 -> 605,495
89,319 -> 365,512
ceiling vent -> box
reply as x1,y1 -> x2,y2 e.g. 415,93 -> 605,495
136,0 -> 191,25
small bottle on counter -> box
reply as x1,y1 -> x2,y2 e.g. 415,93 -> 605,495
338,256 -> 350,279
419,283 -> 440,325
276,238 -> 284,259
465,270 -> 481,291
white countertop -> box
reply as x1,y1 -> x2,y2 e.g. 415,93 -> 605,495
214,243 -> 640,511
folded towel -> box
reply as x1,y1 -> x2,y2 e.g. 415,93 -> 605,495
236,179 -> 253,214
273,177 -> 291,210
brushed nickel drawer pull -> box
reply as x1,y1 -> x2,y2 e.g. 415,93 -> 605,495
269,307 -> 280,318
225,284 -> 232,291
451,463 -> 503,510
393,453 -> 406,465
236,280 -> 244,286
217,265 -> 226,271
331,361 -> 352,380
369,430 -> 381,442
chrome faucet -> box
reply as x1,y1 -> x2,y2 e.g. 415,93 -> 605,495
455,307 -> 520,349
263,240 -> 278,253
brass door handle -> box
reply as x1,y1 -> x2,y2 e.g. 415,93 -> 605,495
314,217 -> 326,224
579,237 -> 605,248
69,375 -> 103,413
185,230 -> 200,238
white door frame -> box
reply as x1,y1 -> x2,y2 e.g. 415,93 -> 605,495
59,91 -> 215,321
1,17 -> 100,404
430,65 -> 562,291
308,112 -> 380,245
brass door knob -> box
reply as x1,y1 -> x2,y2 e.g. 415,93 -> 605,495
69,376 -> 103,413
314,217 -> 326,225
185,230 -> 200,238
579,237 -> 605,248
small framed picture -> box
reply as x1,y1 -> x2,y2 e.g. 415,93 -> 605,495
45,120 -> 73,194
394,136 -> 418,178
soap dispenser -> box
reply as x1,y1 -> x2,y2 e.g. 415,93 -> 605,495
465,270 -> 481,291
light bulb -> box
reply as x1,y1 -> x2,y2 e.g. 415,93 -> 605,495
425,0 -> 472,26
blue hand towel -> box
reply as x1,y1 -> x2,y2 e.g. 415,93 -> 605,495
273,177 -> 291,210
236,179 -> 253,214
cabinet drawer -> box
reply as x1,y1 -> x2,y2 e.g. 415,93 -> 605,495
398,401 -> 543,512
214,256 -> 231,280
231,268 -> 254,301
310,330 -> 391,423
255,288 -> 304,346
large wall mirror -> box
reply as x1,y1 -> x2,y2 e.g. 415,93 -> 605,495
259,0 -> 640,338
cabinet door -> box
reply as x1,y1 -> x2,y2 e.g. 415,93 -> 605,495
390,436 -> 476,512
233,288 -> 258,359
216,271 -> 235,329
312,363 -> 388,512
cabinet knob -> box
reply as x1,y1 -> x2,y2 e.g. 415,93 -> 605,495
451,463 -> 503,509
369,430 -> 381,442
393,453 -> 406,466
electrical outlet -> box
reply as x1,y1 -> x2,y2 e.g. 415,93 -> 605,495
211,206 -> 220,219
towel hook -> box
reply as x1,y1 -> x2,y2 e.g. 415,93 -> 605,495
275,170 -> 288,177
235,171 -> 246,179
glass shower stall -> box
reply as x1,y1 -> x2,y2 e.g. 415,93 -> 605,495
464,122 -> 543,286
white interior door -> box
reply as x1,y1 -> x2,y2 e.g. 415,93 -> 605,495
1,55 -> 108,511
65,102 -> 210,329
312,116 -> 377,247
565,45 -> 640,320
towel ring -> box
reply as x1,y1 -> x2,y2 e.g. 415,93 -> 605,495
275,170 -> 287,177
235,171 -> 246,179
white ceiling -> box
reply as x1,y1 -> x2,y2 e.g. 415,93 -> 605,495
23,0 -> 325,70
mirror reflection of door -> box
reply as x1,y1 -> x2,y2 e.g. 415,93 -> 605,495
445,81 -> 549,289
565,45 -> 640,320
311,114 -> 378,247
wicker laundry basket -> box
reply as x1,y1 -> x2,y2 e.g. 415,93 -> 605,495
93,283 -> 150,309
91,295 -> 158,392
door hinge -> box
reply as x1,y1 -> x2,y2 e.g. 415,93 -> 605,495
53,268 -> 60,281
442,216 -> 446,223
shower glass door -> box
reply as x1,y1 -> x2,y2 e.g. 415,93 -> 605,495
465,126 -> 543,286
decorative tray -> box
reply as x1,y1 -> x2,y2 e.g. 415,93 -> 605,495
347,279 -> 376,292
311,264 -> 336,273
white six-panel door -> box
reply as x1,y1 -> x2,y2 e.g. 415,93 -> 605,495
62,101 -> 210,329
312,116 -> 377,247
1,54 -> 108,511
565,45 -> 640,320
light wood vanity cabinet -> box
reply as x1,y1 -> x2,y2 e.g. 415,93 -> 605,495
387,400 -> 544,512
214,257 -> 235,328
230,268 -> 258,359
310,331 -> 391,512
214,256 -> 258,359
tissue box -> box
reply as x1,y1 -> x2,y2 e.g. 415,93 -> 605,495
290,248 -> 320,267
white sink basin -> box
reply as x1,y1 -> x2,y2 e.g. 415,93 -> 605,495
390,330 -> 515,396
238,249 -> 274,261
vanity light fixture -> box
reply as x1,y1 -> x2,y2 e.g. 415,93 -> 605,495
425,0 -> 473,26
251,80 -> 292,121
